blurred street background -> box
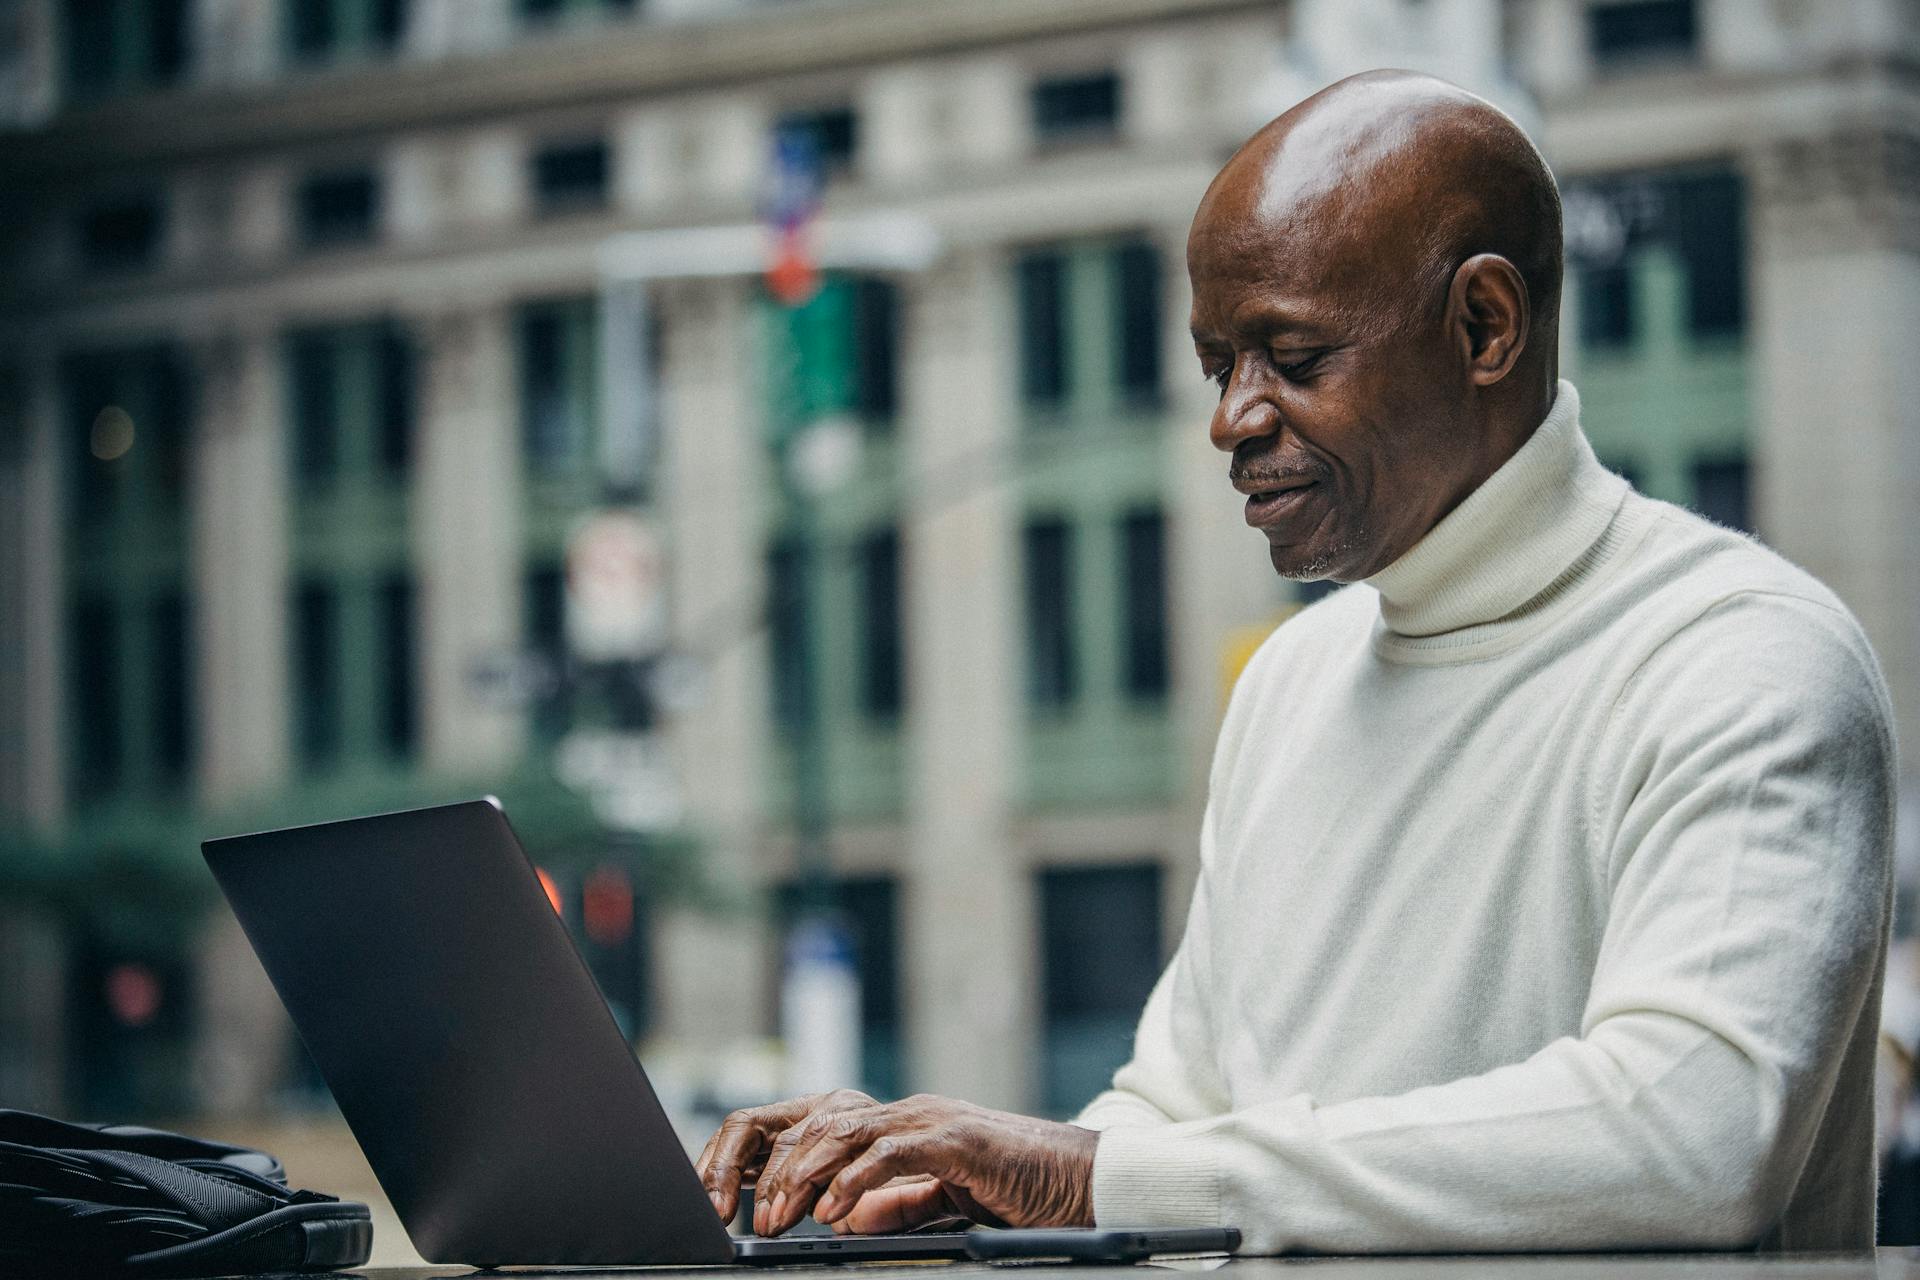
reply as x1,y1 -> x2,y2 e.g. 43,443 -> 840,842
4,0 -> 1920,1262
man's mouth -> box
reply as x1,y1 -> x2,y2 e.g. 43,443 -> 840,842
1242,481 -> 1319,527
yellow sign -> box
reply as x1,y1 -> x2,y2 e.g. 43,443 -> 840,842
1219,609 -> 1301,708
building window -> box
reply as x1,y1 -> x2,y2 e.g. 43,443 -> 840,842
531,137 -> 611,215
776,105 -> 858,179
1566,167 -> 1744,346
1017,251 -> 1070,410
60,345 -> 191,528
378,572 -> 417,758
1023,517 -> 1076,710
1118,508 -> 1168,700
767,536 -> 812,733
517,298 -> 599,475
293,579 -> 341,767
70,594 -> 122,799
78,194 -> 166,274
295,168 -> 380,249
856,526 -> 903,721
1578,262 -> 1634,349
1690,456 -> 1750,534
288,0 -> 408,63
1589,0 -> 1698,68
517,0 -> 637,23
286,321 -> 413,493
287,332 -> 339,491
150,591 -> 193,785
776,877 -> 902,1100
1038,864 -> 1163,1117
64,0 -> 189,100
524,560 -> 569,740
1113,241 -> 1162,405
1033,70 -> 1121,144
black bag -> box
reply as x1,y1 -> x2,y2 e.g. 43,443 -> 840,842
0,1110 -> 372,1277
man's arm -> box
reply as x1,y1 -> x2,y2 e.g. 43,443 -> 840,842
1093,592 -> 1895,1252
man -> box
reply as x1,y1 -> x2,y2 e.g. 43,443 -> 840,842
697,71 -> 1897,1252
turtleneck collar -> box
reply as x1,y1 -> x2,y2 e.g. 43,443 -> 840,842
1362,380 -> 1628,641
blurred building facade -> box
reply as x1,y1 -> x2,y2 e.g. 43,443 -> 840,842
1,0 -> 1916,1125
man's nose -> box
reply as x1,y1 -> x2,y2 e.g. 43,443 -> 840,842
1209,370 -> 1281,454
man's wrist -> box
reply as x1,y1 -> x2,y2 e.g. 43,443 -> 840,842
1060,1123 -> 1100,1227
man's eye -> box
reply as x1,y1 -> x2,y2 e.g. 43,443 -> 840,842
1203,364 -> 1232,393
1275,351 -> 1325,380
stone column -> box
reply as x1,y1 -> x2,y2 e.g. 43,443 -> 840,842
186,327 -> 294,1116
654,278 -> 773,1060
899,249 -> 1034,1110
412,305 -> 524,775
1748,126 -> 1920,826
189,329 -> 290,806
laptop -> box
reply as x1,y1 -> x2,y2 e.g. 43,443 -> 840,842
202,799 -> 1235,1267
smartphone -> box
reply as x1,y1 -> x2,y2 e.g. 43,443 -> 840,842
964,1226 -> 1242,1263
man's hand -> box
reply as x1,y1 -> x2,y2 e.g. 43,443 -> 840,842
694,1092 -> 1098,1237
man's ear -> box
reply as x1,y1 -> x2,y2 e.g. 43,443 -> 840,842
1447,254 -> 1529,386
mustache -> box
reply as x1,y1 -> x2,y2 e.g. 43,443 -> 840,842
1229,463 -> 1324,487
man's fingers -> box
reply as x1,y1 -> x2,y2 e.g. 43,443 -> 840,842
757,1108 -> 886,1236
830,1178 -> 956,1234
700,1100 -> 815,1221
814,1134 -> 944,1225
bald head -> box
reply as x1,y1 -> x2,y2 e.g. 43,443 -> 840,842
1188,71 -> 1566,584
1198,70 -> 1562,351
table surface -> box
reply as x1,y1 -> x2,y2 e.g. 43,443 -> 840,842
335,1249 -> 1920,1279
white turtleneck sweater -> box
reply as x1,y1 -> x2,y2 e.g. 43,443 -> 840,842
1078,382 -> 1896,1253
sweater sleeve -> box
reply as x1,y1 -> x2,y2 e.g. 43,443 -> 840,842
1090,592 -> 1896,1253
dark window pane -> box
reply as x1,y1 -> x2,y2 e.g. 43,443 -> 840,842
1033,71 -> 1121,142
1578,262 -> 1634,349
1023,517 -> 1075,709
378,573 -> 416,757
1669,169 -> 1744,338
857,527 -> 903,720
293,579 -> 340,766
532,138 -> 611,214
288,0 -> 334,57
777,106 -> 858,177
1691,456 -> 1751,534
1589,0 -> 1697,66
376,324 -> 413,477
525,561 -> 568,739
372,0 -> 408,45
852,278 -> 899,424
1017,252 -> 1069,409
296,170 -> 379,248
71,595 -> 121,796
79,195 -> 165,273
767,537 -> 812,732
1039,864 -> 1162,1115
288,332 -> 338,491
147,0 -> 189,81
147,349 -> 190,511
65,0 -> 115,95
519,306 -> 578,469
150,591 -> 192,785
1119,508 -> 1168,700
1114,241 -> 1162,403
62,354 -> 118,526
518,0 -> 565,19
